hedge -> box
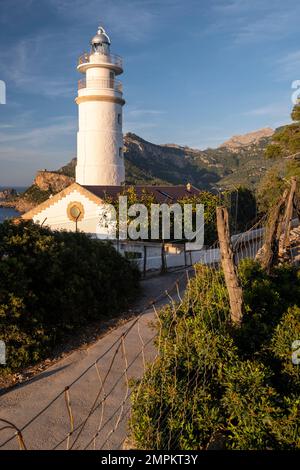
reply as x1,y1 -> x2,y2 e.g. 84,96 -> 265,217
0,220 -> 140,373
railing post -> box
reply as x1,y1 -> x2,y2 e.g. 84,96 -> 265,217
258,189 -> 289,272
161,243 -> 167,274
216,206 -> 243,325
143,245 -> 147,278
279,177 -> 297,258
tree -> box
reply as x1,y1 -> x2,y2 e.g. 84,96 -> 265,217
256,165 -> 286,213
260,103 -> 300,212
223,186 -> 257,233
265,104 -> 300,159
104,187 -> 219,245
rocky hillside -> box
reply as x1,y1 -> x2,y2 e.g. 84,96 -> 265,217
2,127 -> 279,213
34,171 -> 74,193
58,129 -> 276,190
123,130 -> 277,189
0,171 -> 74,213
219,128 -> 274,152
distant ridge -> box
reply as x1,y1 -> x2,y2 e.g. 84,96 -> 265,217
219,128 -> 274,152
57,128 -> 277,191
3,126 -> 281,213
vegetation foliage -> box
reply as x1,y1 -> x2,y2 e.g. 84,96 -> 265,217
103,186 -> 219,245
224,187 -> 258,233
130,260 -> 300,449
0,220 -> 140,373
21,184 -> 52,205
258,103 -> 300,212
265,104 -> 300,160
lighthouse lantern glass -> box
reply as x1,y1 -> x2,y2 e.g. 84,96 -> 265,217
91,26 -> 111,55
92,42 -> 110,55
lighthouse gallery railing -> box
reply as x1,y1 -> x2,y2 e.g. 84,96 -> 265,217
78,52 -> 123,69
78,78 -> 123,93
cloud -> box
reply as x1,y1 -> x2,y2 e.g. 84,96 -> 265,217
243,103 -> 289,118
124,106 -> 166,133
0,0 -> 35,24
0,124 -> 14,129
209,0 -> 300,45
0,31 -> 76,98
0,114 -> 77,184
0,115 -> 76,148
126,107 -> 166,118
277,50 -> 300,80
48,0 -> 158,42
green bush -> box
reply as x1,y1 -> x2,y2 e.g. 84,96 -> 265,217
130,260 -> 300,449
0,220 -> 140,373
21,184 -> 52,204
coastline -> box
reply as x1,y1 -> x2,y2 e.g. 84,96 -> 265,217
0,198 -> 35,214
0,186 -> 32,214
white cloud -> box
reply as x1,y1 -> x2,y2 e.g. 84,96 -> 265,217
126,107 -> 166,118
243,103 -> 289,118
48,0 -> 158,42
0,116 -> 76,148
0,115 -> 77,184
277,50 -> 300,80
209,0 -> 300,45
124,106 -> 166,134
0,31 -> 75,97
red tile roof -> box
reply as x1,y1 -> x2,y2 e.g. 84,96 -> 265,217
83,185 -> 201,204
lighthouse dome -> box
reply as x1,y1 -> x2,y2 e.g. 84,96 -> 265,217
91,26 -> 111,47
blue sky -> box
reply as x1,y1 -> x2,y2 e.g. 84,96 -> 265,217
0,0 -> 300,185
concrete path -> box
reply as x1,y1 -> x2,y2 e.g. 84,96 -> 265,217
0,269 -> 188,450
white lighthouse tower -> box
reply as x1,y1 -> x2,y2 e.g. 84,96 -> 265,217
75,26 -> 125,186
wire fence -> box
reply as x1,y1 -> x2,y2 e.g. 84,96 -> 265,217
0,214 -> 296,450
0,269 -> 189,450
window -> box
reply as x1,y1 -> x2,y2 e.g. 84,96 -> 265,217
119,147 -> 123,158
67,201 -> 84,222
124,251 -> 142,260
109,71 -> 115,89
117,113 -> 122,125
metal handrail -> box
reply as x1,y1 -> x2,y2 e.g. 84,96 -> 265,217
78,52 -> 123,69
78,78 -> 123,93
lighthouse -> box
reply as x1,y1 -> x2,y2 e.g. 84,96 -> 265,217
75,26 -> 125,186
22,25 -> 202,241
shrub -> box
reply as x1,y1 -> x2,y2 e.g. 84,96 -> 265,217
0,220 -> 140,373
271,306 -> 300,391
130,260 -> 300,449
21,184 -> 52,204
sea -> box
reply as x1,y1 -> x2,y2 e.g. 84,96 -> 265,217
0,186 -> 27,223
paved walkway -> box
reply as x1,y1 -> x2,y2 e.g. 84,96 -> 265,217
0,270 -> 188,450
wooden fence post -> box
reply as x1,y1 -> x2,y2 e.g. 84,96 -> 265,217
143,245 -> 147,278
161,242 -> 167,273
216,206 -> 243,325
279,177 -> 297,257
259,189 -> 289,272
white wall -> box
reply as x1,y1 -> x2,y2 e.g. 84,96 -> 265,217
76,100 -> 124,186
76,52 -> 125,186
32,189 -> 100,234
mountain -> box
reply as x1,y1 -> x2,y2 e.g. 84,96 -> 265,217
57,129 -> 276,190
219,128 -> 274,152
3,127 -> 279,213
